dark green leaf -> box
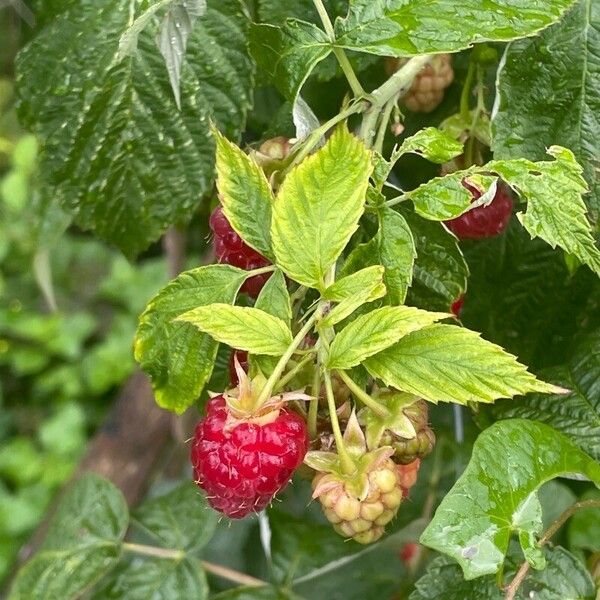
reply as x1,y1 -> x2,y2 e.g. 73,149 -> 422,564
177,304 -> 293,356
249,21 -> 331,101
335,0 -> 578,57
489,328 -> 600,460
364,325 -> 560,405
271,127 -> 372,289
133,482 -> 217,553
214,128 -> 275,259
212,587 -> 300,599
9,474 -> 128,600
403,209 -> 468,311
568,490 -> 600,552
492,0 -> 600,228
420,420 -> 600,579
410,545 -> 596,600
94,558 -> 208,600
17,0 -> 253,256
134,265 -> 246,414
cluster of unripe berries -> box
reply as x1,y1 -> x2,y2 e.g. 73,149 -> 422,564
191,343 -> 434,543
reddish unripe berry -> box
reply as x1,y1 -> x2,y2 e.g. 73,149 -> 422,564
191,396 -> 309,518
209,205 -> 271,297
451,295 -> 465,317
445,184 -> 513,240
228,350 -> 249,386
399,542 -> 420,564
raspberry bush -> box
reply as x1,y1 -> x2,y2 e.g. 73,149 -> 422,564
8,0 -> 600,598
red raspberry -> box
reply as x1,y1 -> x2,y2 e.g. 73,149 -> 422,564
228,350 -> 249,386
451,294 -> 464,316
399,541 -> 419,564
191,395 -> 309,518
209,205 -> 271,297
445,183 -> 513,240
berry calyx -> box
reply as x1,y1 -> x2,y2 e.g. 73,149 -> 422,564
445,183 -> 513,240
362,392 -> 435,464
209,205 -> 271,298
228,350 -> 249,386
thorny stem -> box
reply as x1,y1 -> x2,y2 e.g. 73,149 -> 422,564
255,310 -> 321,408
336,370 -> 390,419
312,0 -> 365,97
123,543 -> 268,587
360,55 -> 431,145
324,370 -> 355,474
504,499 -> 600,600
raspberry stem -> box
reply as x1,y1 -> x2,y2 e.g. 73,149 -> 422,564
254,310 -> 321,409
312,0 -> 366,98
336,370 -> 391,420
308,364 -> 321,439
324,370 -> 355,474
273,352 -> 315,393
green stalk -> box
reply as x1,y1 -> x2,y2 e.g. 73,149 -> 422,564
360,55 -> 431,145
254,310 -> 320,408
308,363 -> 321,439
336,370 -> 390,419
274,353 -> 315,393
312,0 -> 365,97
373,97 -> 395,154
460,60 -> 476,124
324,370 -> 355,474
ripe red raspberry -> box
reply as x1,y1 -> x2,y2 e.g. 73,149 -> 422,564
451,294 -> 465,316
209,205 -> 271,297
228,350 -> 249,386
445,183 -> 513,240
191,395 -> 309,518
399,541 -> 420,564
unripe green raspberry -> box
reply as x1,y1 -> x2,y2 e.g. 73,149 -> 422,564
312,458 -> 403,544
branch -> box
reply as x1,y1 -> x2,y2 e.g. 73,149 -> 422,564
505,499 -> 600,600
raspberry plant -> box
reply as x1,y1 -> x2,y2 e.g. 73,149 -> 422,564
8,0 -> 600,598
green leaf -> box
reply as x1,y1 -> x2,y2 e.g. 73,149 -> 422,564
407,170 -> 499,221
134,265 -> 246,414
402,209 -> 468,311
568,490 -> 600,552
157,0 -> 207,109
327,306 -> 447,370
249,21 -> 331,101
491,147 -> 600,277
9,474 -> 128,600
212,587 -> 300,600
334,0 -> 578,57
133,482 -> 217,553
94,558 -> 208,600
17,0 -> 253,256
257,0 -> 347,25
177,304 -> 292,356
410,546 -> 596,599
492,0 -> 600,228
489,328 -> 600,460
378,207 -> 417,305
420,419 -> 600,580
255,270 -> 292,326
214,128 -> 275,259
321,266 -> 387,327
364,324 -> 562,405
271,127 -> 372,289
